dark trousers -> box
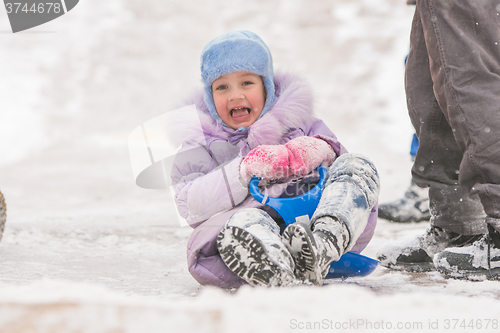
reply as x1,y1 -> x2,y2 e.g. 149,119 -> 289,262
406,0 -> 500,234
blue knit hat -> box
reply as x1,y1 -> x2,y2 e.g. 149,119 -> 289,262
200,31 -> 275,125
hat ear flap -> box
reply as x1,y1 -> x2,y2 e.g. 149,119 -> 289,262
204,85 -> 222,124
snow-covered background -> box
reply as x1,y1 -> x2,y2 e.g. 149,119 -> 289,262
1,0 -> 500,332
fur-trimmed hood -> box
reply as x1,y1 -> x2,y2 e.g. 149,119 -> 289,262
169,71 -> 317,150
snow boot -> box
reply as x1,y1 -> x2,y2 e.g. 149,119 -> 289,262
0,190 -> 5,242
377,226 -> 483,272
434,224 -> 500,280
282,217 -> 350,285
378,180 -> 430,222
283,154 -> 380,285
216,208 -> 298,287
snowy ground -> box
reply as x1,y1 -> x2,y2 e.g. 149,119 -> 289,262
1,0 -> 500,332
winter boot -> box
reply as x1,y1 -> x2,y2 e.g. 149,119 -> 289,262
282,217 -> 350,285
378,180 -> 430,223
434,224 -> 500,280
283,154 -> 380,285
0,190 -> 5,242
377,226 -> 483,272
216,208 -> 298,287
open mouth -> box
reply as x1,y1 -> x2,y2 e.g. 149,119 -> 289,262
230,107 -> 251,118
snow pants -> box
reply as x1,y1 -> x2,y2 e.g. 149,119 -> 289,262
186,153 -> 379,288
406,0 -> 500,235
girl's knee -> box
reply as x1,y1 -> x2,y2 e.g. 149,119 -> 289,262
326,153 -> 380,207
329,153 -> 378,178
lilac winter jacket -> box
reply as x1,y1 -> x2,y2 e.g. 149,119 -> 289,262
170,72 -> 378,288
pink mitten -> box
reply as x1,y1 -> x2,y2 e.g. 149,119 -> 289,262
285,136 -> 336,176
240,145 -> 290,183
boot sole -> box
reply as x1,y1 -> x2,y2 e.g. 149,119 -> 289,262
217,226 -> 296,287
436,266 -> 500,281
377,211 -> 430,223
282,223 -> 323,284
380,261 -> 436,273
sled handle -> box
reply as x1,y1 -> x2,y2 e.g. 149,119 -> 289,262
249,164 -> 380,279
249,165 -> 328,225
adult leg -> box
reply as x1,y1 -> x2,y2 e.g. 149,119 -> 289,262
377,135 -> 430,223
407,0 -> 491,236
377,0 -> 490,270
416,0 -> 500,279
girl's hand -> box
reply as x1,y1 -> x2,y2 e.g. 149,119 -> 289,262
285,136 -> 336,176
240,145 -> 290,183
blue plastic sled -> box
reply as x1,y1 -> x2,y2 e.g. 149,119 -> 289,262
249,165 -> 379,279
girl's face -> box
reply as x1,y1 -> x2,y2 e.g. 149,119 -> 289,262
212,71 -> 266,130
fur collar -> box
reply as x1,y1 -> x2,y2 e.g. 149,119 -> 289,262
169,71 -> 316,149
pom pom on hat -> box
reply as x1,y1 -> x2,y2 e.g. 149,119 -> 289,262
200,31 -> 275,125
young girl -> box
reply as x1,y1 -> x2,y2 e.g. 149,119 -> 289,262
170,31 -> 380,288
